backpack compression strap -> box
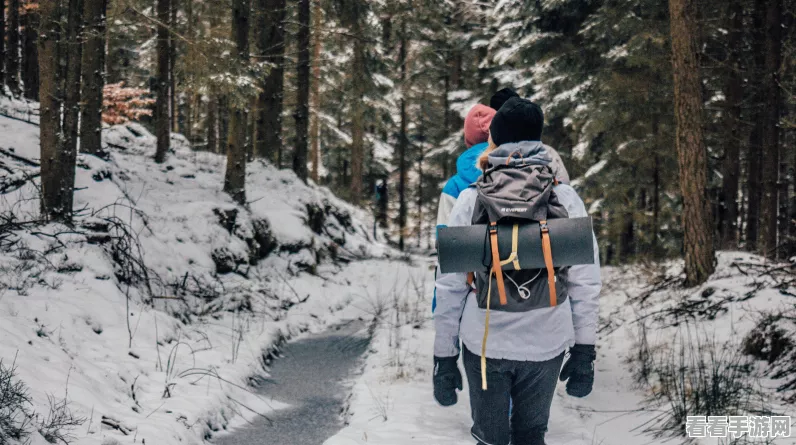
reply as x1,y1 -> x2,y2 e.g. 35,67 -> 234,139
540,220 -> 557,306
499,224 -> 521,271
489,222 -> 508,306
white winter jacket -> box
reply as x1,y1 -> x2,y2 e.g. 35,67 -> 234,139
433,184 -> 601,362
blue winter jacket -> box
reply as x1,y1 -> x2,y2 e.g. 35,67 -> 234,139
433,143 -> 488,313
436,142 -> 488,229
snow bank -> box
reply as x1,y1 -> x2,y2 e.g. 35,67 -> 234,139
0,114 -> 397,445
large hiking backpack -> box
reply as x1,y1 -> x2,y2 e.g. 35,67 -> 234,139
470,152 -> 570,313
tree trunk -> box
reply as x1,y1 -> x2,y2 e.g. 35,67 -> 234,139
207,92 -> 218,152
183,0 -> 193,143
21,3 -> 39,100
246,95 -> 255,161
381,13 -> 391,53
745,0 -> 766,251
650,114 -> 661,254
154,0 -> 171,163
398,23 -> 407,251
450,47 -> 461,90
169,0 -> 178,133
790,133 -> 796,257
7,0 -> 21,95
758,0 -> 782,259
79,0 -> 106,156
223,0 -> 250,204
225,107 -> 248,203
349,11 -> 365,204
668,0 -> 715,286
309,0 -> 322,183
293,0 -> 310,182
220,94 -> 229,150
39,0 -> 72,221
652,154 -> 660,253
443,68 -> 450,136
779,129 -> 790,257
62,0 -> 82,162
1,0 -> 5,86
255,0 -> 286,164
417,154 -> 423,248
620,190 -> 636,261
719,0 -> 743,250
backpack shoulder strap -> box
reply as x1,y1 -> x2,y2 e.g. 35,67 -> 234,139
489,222 -> 508,306
540,220 -> 558,306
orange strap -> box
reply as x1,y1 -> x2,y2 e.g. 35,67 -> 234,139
489,223 -> 508,306
540,221 -> 557,306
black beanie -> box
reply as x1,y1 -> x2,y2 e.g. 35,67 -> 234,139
489,97 -> 544,145
489,87 -> 520,111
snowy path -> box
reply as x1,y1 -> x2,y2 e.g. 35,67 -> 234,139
213,319 -> 373,445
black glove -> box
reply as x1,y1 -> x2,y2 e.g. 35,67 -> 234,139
433,355 -> 463,406
559,344 -> 596,398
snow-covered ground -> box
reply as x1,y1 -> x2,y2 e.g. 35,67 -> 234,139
0,103 -> 415,445
326,254 -> 796,445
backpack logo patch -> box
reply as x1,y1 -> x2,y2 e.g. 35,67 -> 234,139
501,208 -> 528,213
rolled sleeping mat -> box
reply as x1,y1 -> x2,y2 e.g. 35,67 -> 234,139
437,217 -> 595,274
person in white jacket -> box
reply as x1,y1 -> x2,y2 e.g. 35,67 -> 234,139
432,97 -> 601,445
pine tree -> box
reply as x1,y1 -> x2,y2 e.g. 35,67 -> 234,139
154,0 -> 171,163
39,0 -> 74,221
669,0 -> 715,285
63,0 -> 83,163
719,0 -> 743,250
207,91 -> 218,153
223,0 -> 251,204
1,0 -> 6,89
293,0 -> 310,182
6,0 -> 21,95
80,0 -> 107,155
309,0 -> 322,183
21,1 -> 39,100
759,0 -> 782,258
397,19 -> 408,250
745,0 -> 766,251
255,0 -> 286,163
169,0 -> 178,133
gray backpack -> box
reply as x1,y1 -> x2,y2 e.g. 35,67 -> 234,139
470,158 -> 569,312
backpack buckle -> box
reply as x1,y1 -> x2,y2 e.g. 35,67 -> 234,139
540,221 -> 549,233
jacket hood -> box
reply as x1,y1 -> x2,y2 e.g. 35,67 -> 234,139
487,141 -> 551,168
457,142 -> 488,184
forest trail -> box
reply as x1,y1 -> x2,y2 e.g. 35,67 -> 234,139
214,319 -> 373,445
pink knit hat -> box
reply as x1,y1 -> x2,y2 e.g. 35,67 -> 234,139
464,104 -> 497,148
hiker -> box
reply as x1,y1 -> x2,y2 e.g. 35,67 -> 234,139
433,88 -> 570,313
432,97 -> 601,445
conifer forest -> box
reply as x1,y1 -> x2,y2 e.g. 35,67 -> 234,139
0,0 -> 793,271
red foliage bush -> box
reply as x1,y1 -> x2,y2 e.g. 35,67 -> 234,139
102,82 -> 155,125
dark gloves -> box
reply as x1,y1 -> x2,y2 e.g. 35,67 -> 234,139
559,344 -> 596,398
433,355 -> 463,406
